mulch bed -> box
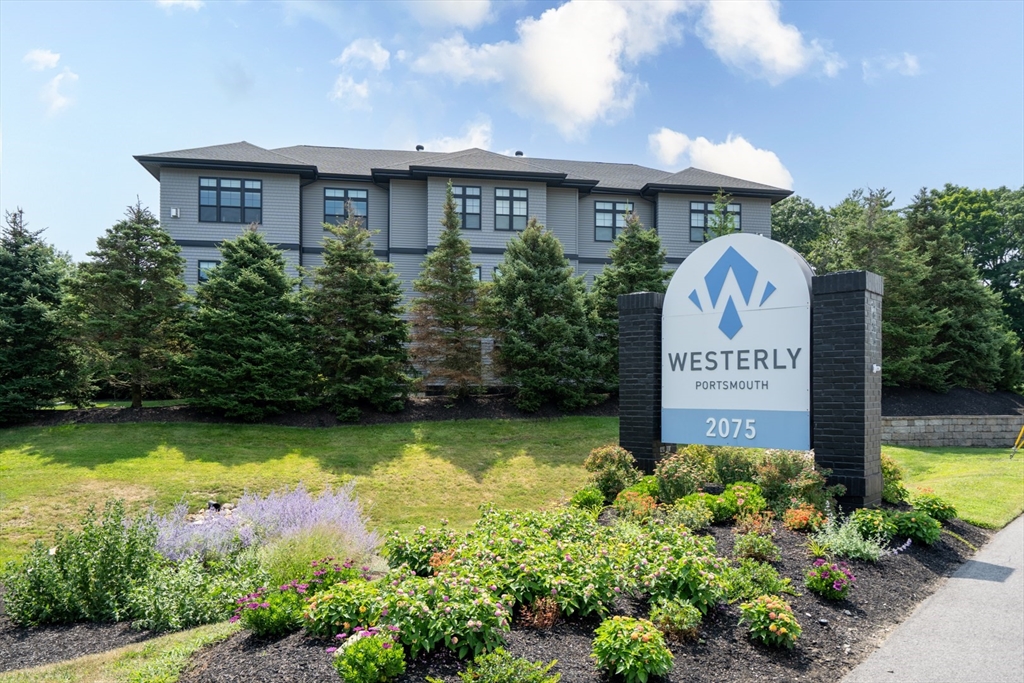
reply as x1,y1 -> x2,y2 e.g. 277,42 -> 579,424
0,616 -> 158,672
881,387 -> 1024,416
171,517 -> 988,683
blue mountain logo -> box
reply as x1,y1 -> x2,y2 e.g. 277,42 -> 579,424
687,246 -> 776,339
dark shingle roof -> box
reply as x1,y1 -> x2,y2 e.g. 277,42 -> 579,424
272,145 -> 447,176
139,141 -> 310,167
527,157 -> 673,189
651,167 -> 787,193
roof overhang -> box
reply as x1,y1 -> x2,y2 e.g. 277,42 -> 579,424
641,182 -> 793,203
371,164 -> 572,186
133,156 -> 318,181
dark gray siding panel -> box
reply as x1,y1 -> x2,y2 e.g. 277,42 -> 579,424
578,193 -> 654,259
546,187 -> 578,255
657,194 -> 771,262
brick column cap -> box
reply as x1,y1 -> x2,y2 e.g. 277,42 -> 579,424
812,270 -> 884,296
618,291 -> 665,311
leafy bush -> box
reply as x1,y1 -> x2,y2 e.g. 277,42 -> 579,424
850,508 -> 897,542
654,446 -> 712,503
733,533 -> 780,563
234,585 -> 305,637
738,595 -> 802,649
613,490 -> 657,520
331,626 -> 406,683
810,509 -> 887,562
722,559 -> 795,603
891,510 -> 942,545
568,486 -> 604,511
754,449 -> 843,513
304,579 -> 383,638
912,490 -> 957,521
258,525 -> 369,588
665,497 -> 714,531
591,616 -> 673,683
1,500 -> 157,626
584,444 -> 642,504
622,475 -> 661,499
649,598 -> 702,641
783,504 -> 826,532
729,482 -> 768,517
881,453 -> 909,504
382,520 -> 459,575
712,447 -> 758,485
805,559 -> 856,601
735,510 -> 775,536
627,523 -> 727,612
454,648 -> 560,683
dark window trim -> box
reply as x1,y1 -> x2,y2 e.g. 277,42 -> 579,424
494,187 -> 528,231
324,187 -> 369,228
594,200 -> 635,242
198,177 -> 262,224
473,265 -> 482,281
452,185 -> 482,230
197,259 -> 220,283
689,201 -> 741,243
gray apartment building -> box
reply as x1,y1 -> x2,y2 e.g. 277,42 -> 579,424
134,142 -> 792,298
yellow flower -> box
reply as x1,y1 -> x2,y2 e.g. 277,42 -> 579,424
359,606 -> 367,613
769,624 -> 778,632
779,627 -> 787,634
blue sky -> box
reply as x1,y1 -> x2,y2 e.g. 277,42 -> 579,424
1,0 -> 1022,261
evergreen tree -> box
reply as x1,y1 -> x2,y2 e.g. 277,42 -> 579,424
70,202 -> 185,408
1,209 -> 88,422
905,191 -> 1007,391
483,219 -> 601,412
178,228 -> 315,421
410,182 -> 483,399
589,211 -> 668,390
771,195 -> 827,257
308,208 -> 411,420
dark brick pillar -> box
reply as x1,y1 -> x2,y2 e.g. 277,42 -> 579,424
812,271 -> 884,509
618,292 -> 664,474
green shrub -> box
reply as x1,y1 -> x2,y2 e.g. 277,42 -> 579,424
782,503 -> 825,532
810,510 -> 887,562
382,521 -> 459,575
568,486 -> 604,511
738,595 -> 801,649
665,497 -> 714,531
591,616 -> 673,683
733,532 -> 780,563
622,475 -> 661,499
730,482 -> 768,517
881,453 -> 909,504
754,449 -> 843,513
891,510 -> 942,545
258,525 -> 368,588
649,598 -> 702,641
712,447 -> 758,485
235,585 -> 305,637
613,490 -> 657,520
584,444 -> 642,503
304,579 -> 383,638
805,559 -> 856,601
1,500 -> 158,626
722,559 -> 795,603
331,626 -> 406,682
454,648 -> 560,683
655,445 -> 713,503
911,491 -> 957,521
850,508 -> 897,542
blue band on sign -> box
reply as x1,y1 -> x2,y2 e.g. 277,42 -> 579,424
661,409 -> 810,450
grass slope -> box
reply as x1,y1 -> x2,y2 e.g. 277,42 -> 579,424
885,446 -> 1024,528
0,418 -> 616,565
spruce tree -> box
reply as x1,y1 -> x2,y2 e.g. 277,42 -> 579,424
179,227 -> 315,421
410,181 -> 483,399
70,202 -> 185,408
483,219 -> 601,412
589,211 -> 668,390
308,208 -> 411,420
1,209 -> 88,422
905,191 -> 1006,391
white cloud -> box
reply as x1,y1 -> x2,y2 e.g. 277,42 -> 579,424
334,38 -> 390,72
156,0 -> 204,10
696,0 -> 844,84
423,120 -> 493,152
42,67 -> 79,115
406,0 -> 493,30
649,128 -> 794,189
414,1 -> 691,139
329,75 -> 370,108
23,49 -> 60,71
862,52 -> 921,83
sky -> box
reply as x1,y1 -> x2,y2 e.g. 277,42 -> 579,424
1,0 -> 1022,261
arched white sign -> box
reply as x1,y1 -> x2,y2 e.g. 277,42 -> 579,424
661,233 -> 812,449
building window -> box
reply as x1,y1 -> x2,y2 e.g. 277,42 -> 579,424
495,188 -> 528,231
473,266 -> 482,282
325,188 -> 368,226
690,201 -> 741,242
199,178 -> 261,224
595,201 -> 634,242
453,186 -> 481,230
493,265 -> 501,278
197,260 -> 220,283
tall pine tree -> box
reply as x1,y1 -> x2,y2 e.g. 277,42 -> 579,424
1,209 -> 88,422
589,211 -> 668,390
307,208 -> 411,420
410,181 -> 483,399
178,228 -> 315,421
70,202 -> 185,407
483,219 -> 601,412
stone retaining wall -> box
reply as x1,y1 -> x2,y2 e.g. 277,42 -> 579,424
881,415 -> 1024,448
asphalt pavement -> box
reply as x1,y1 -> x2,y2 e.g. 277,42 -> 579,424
843,513 -> 1024,683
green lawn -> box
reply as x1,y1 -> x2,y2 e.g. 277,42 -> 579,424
885,445 -> 1024,528
0,418 -> 616,565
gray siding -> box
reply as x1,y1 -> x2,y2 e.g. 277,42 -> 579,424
301,180 -> 388,253
426,177 -> 547,249
656,194 -> 772,262
390,180 -> 428,250
159,167 -> 300,245
546,188 -> 578,256
388,252 -> 425,308
577,193 -> 654,260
